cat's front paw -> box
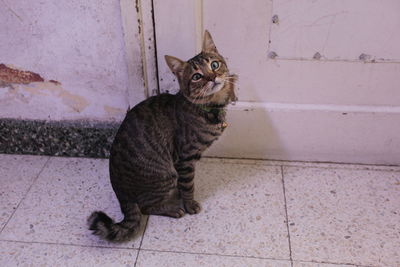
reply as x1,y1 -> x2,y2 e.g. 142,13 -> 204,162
184,200 -> 202,214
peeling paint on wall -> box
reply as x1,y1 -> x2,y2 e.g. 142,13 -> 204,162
0,64 -> 44,84
0,64 -> 88,113
1,0 -> 141,121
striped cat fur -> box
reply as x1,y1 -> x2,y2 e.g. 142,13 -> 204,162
88,31 -> 237,242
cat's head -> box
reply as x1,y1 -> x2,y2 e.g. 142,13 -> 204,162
165,30 -> 237,106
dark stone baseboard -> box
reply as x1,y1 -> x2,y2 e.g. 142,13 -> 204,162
0,118 -> 120,158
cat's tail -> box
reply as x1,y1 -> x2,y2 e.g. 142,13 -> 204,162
87,203 -> 141,242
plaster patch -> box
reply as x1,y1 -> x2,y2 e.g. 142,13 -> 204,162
104,105 -> 125,116
1,83 -> 30,104
25,82 -> 89,113
23,84 -> 50,96
0,64 -> 88,113
59,90 -> 89,113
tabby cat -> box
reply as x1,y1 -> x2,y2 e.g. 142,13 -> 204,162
88,30 -> 237,242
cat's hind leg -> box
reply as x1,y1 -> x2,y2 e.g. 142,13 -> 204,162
140,188 -> 185,218
141,200 -> 185,218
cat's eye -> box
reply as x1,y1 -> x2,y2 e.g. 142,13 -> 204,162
211,61 -> 220,70
191,73 -> 203,81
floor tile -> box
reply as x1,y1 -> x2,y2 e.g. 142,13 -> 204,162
0,241 -> 138,266
141,161 -> 289,259
0,154 -> 48,231
284,167 -> 400,267
136,250 -> 291,267
0,157 -> 145,248
293,261 -> 358,267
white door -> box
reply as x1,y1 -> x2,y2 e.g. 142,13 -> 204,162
148,0 -> 400,165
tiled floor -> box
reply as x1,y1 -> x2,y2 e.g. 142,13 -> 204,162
0,154 -> 399,267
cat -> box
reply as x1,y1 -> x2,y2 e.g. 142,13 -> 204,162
87,30 -> 237,242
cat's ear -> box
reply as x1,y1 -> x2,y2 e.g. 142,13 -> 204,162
202,30 -> 218,53
165,55 -> 186,75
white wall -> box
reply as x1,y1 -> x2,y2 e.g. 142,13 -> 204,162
0,0 -> 147,122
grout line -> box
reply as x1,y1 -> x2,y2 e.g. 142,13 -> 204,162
202,156 -> 400,170
278,164 -> 400,173
0,238 -> 289,262
138,247 -> 291,262
0,239 -> 378,267
0,238 -> 291,263
201,159 -> 400,173
2,153 -> 399,171
0,157 -> 51,235
134,215 -> 150,267
204,155 -> 400,167
293,259 -> 378,267
0,239 -> 139,251
280,166 -> 293,267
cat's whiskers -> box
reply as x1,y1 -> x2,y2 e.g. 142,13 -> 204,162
221,77 -> 237,86
195,83 -> 212,108
198,87 -> 209,108
222,80 -> 236,86
191,86 -> 207,106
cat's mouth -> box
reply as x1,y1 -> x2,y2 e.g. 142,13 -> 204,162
204,79 -> 225,96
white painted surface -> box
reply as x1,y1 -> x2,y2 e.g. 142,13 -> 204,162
154,0 -> 400,164
139,0 -> 159,97
207,103 -> 400,165
153,0 -> 197,94
270,0 -> 400,61
0,0 -> 146,121
202,0 -> 400,105
120,0 -> 149,107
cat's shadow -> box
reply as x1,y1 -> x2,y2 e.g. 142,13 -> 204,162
194,158 -> 276,207
197,107 -> 286,203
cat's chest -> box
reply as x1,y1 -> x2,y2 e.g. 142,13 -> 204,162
198,109 -> 227,135
200,120 -> 227,138
182,116 -> 226,149
175,106 -> 228,157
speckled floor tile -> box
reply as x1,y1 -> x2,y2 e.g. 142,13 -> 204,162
136,250 -> 291,267
0,241 -> 138,266
0,154 -> 48,231
0,157 -> 145,248
141,161 -> 289,259
284,167 -> 400,267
